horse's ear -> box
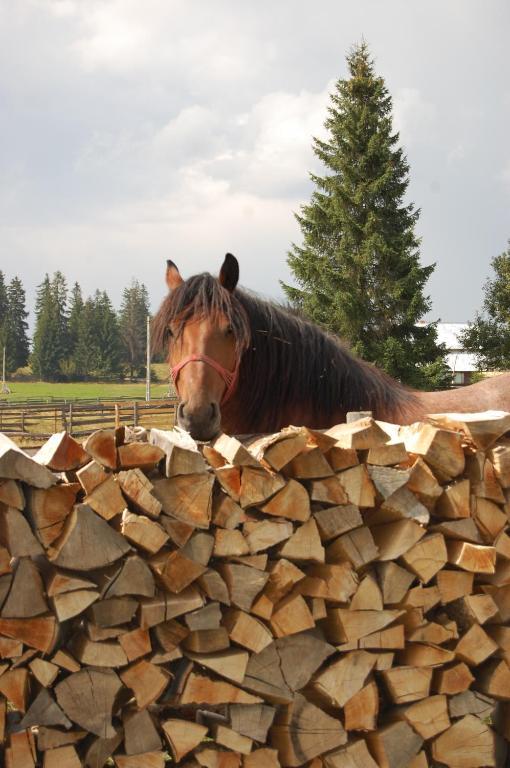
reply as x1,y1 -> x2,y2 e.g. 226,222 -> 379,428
166,260 -> 184,291
219,253 -> 239,292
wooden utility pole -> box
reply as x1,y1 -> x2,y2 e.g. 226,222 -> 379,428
145,315 -> 151,402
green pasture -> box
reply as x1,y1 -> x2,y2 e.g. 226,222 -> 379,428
0,381 -> 170,402
0,363 -> 174,403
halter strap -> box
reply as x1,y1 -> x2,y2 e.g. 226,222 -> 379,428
171,354 -> 239,405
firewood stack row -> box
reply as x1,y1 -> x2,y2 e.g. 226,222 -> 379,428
1,411 -> 510,767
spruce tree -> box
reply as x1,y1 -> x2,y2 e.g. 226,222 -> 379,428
119,280 -> 150,379
4,277 -> 29,372
68,282 -> 84,352
460,241 -> 510,370
74,297 -> 99,379
282,42 -> 448,389
51,271 -> 69,362
32,275 -> 61,380
93,290 -> 123,379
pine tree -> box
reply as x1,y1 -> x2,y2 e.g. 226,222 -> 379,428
119,280 -> 150,379
282,42 -> 448,389
4,277 -> 29,372
93,290 -> 123,379
51,271 -> 69,362
31,275 -> 61,380
74,297 -> 99,379
460,241 -> 510,370
68,282 -> 84,353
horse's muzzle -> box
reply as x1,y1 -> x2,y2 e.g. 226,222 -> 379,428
177,401 -> 221,442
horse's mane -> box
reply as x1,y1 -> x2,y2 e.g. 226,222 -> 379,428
152,273 -> 416,431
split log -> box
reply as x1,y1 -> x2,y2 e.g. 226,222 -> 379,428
152,474 -> 214,528
1,557 -> 48,618
0,479 -> 24,509
117,442 -> 165,470
428,410 -> 510,450
312,650 -> 376,707
117,468 -> 162,518
49,504 -> 131,570
240,467 -> 286,508
431,713 -> 496,767
230,703 -> 276,742
42,745 -> 82,768
26,484 -> 80,547
85,475 -> 126,521
323,739 -> 379,768
271,694 -> 347,766
381,666 -> 433,704
121,511 -> 168,554
120,660 -> 170,708
76,459 -> 110,495
34,431 -> 89,472
162,719 -> 208,762
402,422 -> 465,481
83,429 -> 118,470
0,432 -> 56,488
55,668 -> 123,738
343,680 -> 379,731
261,480 -> 311,522
0,506 -> 44,557
367,721 -> 423,768
123,708 -> 162,756
186,648 -> 249,685
150,427 -> 207,476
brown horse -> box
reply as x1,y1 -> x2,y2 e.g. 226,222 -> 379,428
152,254 -> 510,441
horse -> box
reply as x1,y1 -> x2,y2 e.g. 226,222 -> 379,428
152,253 -> 510,441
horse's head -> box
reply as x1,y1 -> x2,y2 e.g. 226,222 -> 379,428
153,254 -> 250,441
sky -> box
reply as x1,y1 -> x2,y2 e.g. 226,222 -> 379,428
0,0 -> 509,327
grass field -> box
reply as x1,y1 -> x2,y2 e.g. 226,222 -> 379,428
0,364 -> 174,402
0,381 -> 172,402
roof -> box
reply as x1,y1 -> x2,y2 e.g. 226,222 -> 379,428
436,323 -> 468,350
436,323 -> 477,372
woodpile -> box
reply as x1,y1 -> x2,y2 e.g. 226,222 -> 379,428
1,412 -> 510,766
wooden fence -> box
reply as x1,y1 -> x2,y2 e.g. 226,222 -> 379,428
0,399 -> 178,447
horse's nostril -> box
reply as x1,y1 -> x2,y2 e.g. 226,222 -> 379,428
210,402 -> 219,420
177,402 -> 186,420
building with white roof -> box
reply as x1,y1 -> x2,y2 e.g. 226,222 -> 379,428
436,322 -> 478,386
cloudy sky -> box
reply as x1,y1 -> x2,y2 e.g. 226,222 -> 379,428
1,0 -> 509,326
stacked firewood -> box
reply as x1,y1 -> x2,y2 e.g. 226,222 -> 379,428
1,411 -> 510,768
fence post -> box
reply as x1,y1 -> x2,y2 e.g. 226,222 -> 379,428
21,409 -> 25,432
133,401 -> 138,427
69,403 -> 73,435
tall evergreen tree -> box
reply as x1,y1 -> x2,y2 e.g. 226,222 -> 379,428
460,241 -> 510,370
4,277 -> 29,371
282,42 -> 448,389
67,282 -> 84,354
73,297 -> 99,379
119,280 -> 150,379
93,290 -> 123,379
31,275 -> 61,380
51,271 -> 70,362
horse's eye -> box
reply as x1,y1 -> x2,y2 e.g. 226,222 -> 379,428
167,327 -> 174,339
225,325 -> 233,336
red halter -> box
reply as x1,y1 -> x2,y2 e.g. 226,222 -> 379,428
171,354 -> 239,405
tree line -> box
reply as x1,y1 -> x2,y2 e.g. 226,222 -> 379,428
0,272 -> 152,381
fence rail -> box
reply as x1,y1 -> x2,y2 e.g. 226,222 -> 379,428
0,399 -> 179,447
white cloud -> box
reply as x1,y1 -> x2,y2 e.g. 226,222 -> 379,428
393,87 -> 438,147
